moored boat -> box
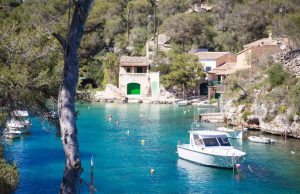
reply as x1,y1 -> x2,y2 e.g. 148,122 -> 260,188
4,110 -> 31,138
248,136 -> 275,144
177,130 -> 246,168
4,129 -> 22,139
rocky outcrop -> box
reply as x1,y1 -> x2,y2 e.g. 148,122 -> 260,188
221,95 -> 300,138
94,84 -> 126,102
273,50 -> 300,77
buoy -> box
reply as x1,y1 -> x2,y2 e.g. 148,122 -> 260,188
141,139 -> 145,145
183,111 -> 186,114
140,114 -> 143,117
187,109 -> 190,112
291,151 -> 296,154
116,121 -> 119,125
127,130 -> 130,135
235,164 -> 241,169
150,168 -> 155,174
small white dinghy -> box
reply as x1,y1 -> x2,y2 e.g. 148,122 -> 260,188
248,136 -> 275,144
177,130 -> 246,168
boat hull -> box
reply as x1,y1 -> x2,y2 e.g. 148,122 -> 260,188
177,145 -> 244,168
4,132 -> 22,139
248,136 -> 275,144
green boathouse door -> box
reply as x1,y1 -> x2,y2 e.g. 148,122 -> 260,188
127,83 -> 141,95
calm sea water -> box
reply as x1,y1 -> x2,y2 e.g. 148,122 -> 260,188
3,104 -> 300,194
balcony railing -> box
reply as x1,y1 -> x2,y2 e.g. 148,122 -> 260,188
119,73 -> 148,78
209,81 -> 222,86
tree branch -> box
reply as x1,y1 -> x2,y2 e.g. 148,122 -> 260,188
52,32 -> 66,50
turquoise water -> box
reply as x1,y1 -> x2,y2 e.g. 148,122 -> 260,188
3,104 -> 300,194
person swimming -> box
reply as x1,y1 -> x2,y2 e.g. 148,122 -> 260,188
108,114 -> 112,122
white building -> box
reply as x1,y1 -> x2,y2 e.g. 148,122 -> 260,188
119,56 -> 160,98
192,52 -> 237,96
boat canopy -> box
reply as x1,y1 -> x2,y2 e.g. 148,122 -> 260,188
189,130 -> 228,139
12,110 -> 29,117
190,131 -> 231,147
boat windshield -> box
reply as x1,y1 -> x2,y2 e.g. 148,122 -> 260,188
193,134 -> 203,146
217,137 -> 231,146
202,137 -> 231,147
202,138 -> 219,147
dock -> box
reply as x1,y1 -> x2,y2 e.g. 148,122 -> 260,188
199,113 -> 224,123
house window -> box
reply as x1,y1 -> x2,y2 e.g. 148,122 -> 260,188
136,66 -> 144,73
205,66 -> 211,72
126,67 -> 131,73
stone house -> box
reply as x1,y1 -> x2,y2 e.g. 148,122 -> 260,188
237,36 -> 288,71
119,56 -> 160,98
206,35 -> 288,99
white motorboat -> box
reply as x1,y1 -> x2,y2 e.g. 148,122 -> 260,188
177,130 -> 246,168
248,136 -> 275,144
216,127 -> 243,139
4,129 -> 22,139
5,110 -> 31,134
6,120 -> 30,134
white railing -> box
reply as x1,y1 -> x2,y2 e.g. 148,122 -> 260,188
119,73 -> 148,78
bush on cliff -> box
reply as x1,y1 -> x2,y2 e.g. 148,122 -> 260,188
291,81 -> 300,114
267,63 -> 288,88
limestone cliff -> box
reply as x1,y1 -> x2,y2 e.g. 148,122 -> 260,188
221,50 -> 300,138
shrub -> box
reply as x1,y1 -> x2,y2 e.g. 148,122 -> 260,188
209,98 -> 218,104
278,105 -> 288,114
242,111 -> 251,121
291,81 -> 300,114
0,159 -> 19,194
267,63 -> 288,88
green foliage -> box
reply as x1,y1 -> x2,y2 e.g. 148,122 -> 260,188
0,112 -> 8,127
162,13 -> 203,48
267,63 -> 288,88
278,105 -> 288,114
0,159 -> 19,194
272,10 -> 300,49
242,111 -> 251,121
209,98 -> 218,104
157,0 -> 189,19
101,53 -> 119,87
161,53 -> 205,90
291,81 -> 300,114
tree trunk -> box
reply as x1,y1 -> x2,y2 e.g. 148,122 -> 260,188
56,1 -> 93,194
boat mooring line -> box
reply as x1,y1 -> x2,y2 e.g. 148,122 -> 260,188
248,164 -> 254,174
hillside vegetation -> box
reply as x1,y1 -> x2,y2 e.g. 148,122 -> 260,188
222,51 -> 300,137
1,0 -> 300,95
